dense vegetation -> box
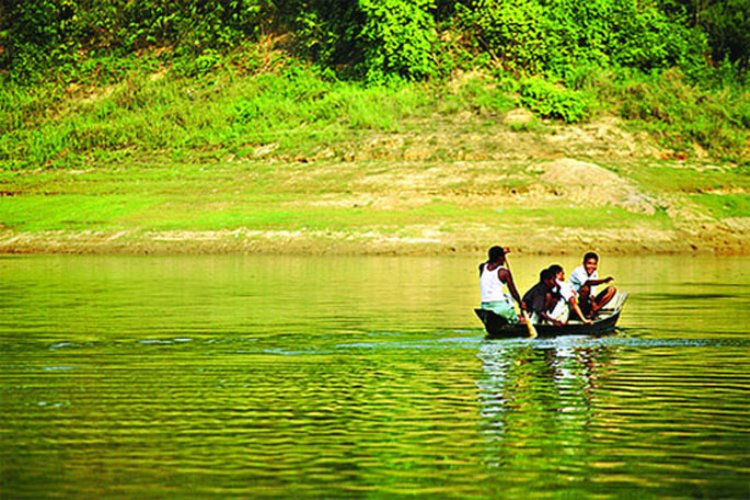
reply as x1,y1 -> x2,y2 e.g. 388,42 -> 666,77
0,0 -> 748,169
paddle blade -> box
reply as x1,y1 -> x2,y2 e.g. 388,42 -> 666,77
521,310 -> 537,338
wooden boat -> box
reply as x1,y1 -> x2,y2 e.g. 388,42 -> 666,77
475,292 -> 628,339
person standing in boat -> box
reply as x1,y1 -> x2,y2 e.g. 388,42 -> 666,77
569,252 -> 617,319
522,267 -> 562,326
479,246 -> 526,325
547,264 -> 593,325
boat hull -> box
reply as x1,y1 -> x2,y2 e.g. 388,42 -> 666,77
475,308 -> 621,339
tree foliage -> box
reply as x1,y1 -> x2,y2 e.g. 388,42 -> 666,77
520,77 -> 590,123
0,0 -> 272,82
459,0 -> 708,78
0,0 -> 747,84
0,0 -> 750,81
665,0 -> 750,73
359,0 -> 437,81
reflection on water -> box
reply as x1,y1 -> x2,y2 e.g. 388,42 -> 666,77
477,335 -> 750,498
1,255 -> 749,497
477,338 -> 617,488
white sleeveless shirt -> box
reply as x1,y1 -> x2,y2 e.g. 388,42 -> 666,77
480,264 -> 508,302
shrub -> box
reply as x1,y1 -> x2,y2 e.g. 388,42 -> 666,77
520,77 -> 589,123
458,0 -> 548,75
457,0 -> 708,78
0,0 -> 272,83
618,70 -> 748,160
357,0 -> 438,82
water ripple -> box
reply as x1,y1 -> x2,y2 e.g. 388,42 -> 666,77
1,255 -> 749,498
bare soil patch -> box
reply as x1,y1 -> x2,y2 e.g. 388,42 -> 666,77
1,114 -> 746,256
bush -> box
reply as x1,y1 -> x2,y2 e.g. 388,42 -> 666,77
520,77 -> 589,123
618,69 -> 748,160
0,0 -> 744,85
458,0 -> 548,75
684,0 -> 750,75
358,0 -> 438,82
0,0 -> 272,84
458,0 -> 708,78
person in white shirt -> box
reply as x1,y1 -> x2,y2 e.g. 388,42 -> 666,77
479,246 -> 526,325
547,264 -> 592,325
569,252 -> 616,318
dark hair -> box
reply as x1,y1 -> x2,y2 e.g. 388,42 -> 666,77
488,246 -> 505,262
541,267 -> 557,282
547,264 -> 563,275
583,252 -> 599,263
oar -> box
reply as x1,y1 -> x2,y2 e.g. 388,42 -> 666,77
504,255 -> 537,339
521,309 -> 537,339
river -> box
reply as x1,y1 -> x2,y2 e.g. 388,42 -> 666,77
1,255 -> 748,497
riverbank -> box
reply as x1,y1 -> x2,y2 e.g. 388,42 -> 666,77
2,68 -> 748,257
2,113 -> 748,256
3,3 -> 748,257
1,224 -> 745,256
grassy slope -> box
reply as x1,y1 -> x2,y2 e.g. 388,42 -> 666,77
0,61 -> 748,255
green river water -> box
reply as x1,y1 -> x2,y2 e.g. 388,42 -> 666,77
1,255 -> 748,498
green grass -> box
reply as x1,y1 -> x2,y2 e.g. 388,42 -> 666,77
613,70 -> 750,162
0,65 -> 475,170
0,155 -> 743,255
498,206 -> 672,229
0,194 -> 157,231
0,51 -> 747,253
609,161 -> 750,194
3,52 -> 745,172
689,193 -> 750,219
0,168 -> 674,235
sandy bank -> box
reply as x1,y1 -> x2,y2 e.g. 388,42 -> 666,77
1,224 -> 746,256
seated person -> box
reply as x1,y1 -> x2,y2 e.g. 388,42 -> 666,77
522,267 -> 561,326
547,264 -> 592,325
569,252 -> 617,318
479,246 -> 525,324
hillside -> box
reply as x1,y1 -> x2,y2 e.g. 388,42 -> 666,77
1,70 -> 747,255
1,1 -> 748,255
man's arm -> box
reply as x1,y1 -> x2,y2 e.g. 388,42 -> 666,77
538,309 -> 563,327
525,288 -> 562,326
584,276 -> 614,287
499,268 -> 525,309
544,315 -> 564,327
